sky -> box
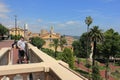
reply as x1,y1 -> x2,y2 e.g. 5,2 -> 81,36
0,0 -> 120,36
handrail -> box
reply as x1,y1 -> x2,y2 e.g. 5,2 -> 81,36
0,48 -> 10,59
0,62 -> 49,76
28,43 -> 88,80
0,43 -> 88,80
58,61 -> 88,80
28,43 -> 57,63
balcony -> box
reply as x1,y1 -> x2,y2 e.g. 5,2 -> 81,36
0,41 -> 88,80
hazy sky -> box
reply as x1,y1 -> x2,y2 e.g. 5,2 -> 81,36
0,0 -> 120,36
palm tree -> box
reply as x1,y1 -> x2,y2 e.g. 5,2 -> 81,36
85,16 -> 93,80
85,16 -> 93,27
50,39 -> 59,58
85,16 -> 93,59
89,26 -> 104,80
60,36 -> 67,51
89,26 -> 104,66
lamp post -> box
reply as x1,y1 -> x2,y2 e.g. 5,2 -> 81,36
24,24 -> 28,40
14,15 -> 18,40
14,15 -> 17,36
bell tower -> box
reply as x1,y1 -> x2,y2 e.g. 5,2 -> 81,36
50,26 -> 54,34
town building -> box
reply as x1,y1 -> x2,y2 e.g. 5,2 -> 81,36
9,26 -> 74,51
9,27 -> 25,37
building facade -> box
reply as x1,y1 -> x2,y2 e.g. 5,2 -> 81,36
9,26 -> 74,51
9,27 -> 24,36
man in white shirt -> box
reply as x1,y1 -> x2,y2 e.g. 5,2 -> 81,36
17,37 -> 26,63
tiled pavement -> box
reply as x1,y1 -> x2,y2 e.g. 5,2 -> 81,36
0,40 -> 28,80
0,40 -> 19,64
0,40 -> 14,49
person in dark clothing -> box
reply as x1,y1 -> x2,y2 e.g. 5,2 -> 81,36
12,40 -> 17,48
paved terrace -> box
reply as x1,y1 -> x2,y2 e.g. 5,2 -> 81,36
0,40 -> 13,49
0,40 -> 88,80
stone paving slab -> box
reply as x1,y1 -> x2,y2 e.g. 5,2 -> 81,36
0,40 -> 19,64
0,40 -> 14,49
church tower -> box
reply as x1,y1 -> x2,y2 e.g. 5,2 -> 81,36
50,26 -> 54,34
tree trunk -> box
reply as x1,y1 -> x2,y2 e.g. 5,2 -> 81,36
55,47 -> 57,58
105,57 -> 109,80
92,41 -> 96,80
113,55 -> 115,65
61,46 -> 63,51
90,42 -> 94,61
2,34 -> 4,40
92,41 -> 96,66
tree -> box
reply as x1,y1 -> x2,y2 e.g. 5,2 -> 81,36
72,40 -> 81,57
72,33 -> 91,58
85,16 -> 93,59
104,29 -> 120,60
92,63 -> 102,80
60,36 -> 67,51
89,26 -> 104,66
41,48 -> 55,57
30,37 -> 45,49
102,29 -> 120,80
89,26 -> 104,80
10,34 -> 22,40
50,39 -> 59,58
62,48 -> 74,69
85,16 -> 93,27
0,24 -> 8,40
79,33 -> 91,58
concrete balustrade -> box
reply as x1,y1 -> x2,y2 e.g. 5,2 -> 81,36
0,43 -> 88,80
0,63 -> 49,76
28,49 -> 42,63
0,48 -> 11,65
28,43 -> 88,80
0,63 -> 50,80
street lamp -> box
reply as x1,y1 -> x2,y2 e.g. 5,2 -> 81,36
24,24 -> 28,40
14,15 -> 17,36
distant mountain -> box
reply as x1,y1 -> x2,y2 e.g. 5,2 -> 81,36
63,35 -> 80,40
72,36 -> 80,40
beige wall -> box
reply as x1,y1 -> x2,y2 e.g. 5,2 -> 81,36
9,28 -> 24,36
